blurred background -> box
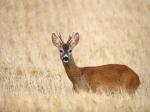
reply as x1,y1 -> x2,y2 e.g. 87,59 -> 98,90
0,0 -> 149,75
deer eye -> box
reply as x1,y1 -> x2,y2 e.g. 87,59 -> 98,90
59,49 -> 64,53
68,49 -> 72,53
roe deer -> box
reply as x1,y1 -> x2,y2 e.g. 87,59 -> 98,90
51,32 -> 140,94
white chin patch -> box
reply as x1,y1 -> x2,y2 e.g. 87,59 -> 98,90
63,60 -> 69,63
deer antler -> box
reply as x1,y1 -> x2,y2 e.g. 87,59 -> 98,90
67,32 -> 74,44
58,33 -> 64,44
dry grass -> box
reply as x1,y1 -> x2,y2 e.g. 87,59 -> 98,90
0,0 -> 150,111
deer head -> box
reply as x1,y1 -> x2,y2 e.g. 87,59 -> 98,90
52,32 -> 79,63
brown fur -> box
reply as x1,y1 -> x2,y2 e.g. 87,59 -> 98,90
63,55 -> 140,94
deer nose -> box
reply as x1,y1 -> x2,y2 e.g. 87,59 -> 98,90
63,56 -> 69,62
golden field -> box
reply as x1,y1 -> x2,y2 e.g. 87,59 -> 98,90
0,0 -> 150,111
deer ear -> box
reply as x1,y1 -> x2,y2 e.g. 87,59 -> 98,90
68,32 -> 79,49
51,33 -> 63,48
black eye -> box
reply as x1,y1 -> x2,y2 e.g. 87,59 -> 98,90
69,49 -> 72,53
59,49 -> 63,53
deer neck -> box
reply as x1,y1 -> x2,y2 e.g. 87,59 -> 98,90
62,55 -> 81,83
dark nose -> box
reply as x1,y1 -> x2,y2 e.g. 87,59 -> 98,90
63,56 -> 69,61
